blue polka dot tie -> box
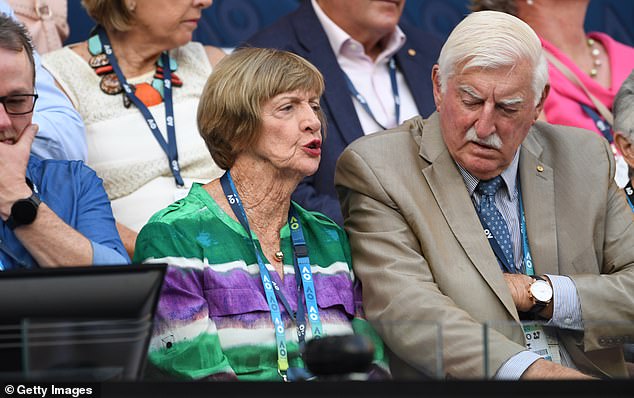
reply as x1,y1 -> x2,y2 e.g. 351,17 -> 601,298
476,177 -> 515,272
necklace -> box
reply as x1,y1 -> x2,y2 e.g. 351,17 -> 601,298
274,251 -> 284,262
87,32 -> 183,108
586,37 -> 602,78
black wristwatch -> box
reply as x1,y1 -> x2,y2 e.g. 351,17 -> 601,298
6,179 -> 41,230
527,275 -> 553,314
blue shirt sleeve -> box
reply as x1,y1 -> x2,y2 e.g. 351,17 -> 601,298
31,50 -> 88,161
0,1 -> 14,17
73,162 -> 130,264
91,241 -> 129,265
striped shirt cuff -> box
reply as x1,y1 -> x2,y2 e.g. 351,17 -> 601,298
545,274 -> 583,331
494,350 -> 542,380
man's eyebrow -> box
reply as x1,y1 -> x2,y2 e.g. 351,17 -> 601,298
459,85 -> 525,107
3,88 -> 34,96
458,85 -> 482,100
497,97 -> 524,107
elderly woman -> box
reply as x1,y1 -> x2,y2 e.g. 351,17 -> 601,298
42,0 -> 225,257
470,0 -> 634,187
133,48 -> 388,381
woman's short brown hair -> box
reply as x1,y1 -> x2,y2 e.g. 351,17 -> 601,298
81,0 -> 134,32
197,47 -> 326,170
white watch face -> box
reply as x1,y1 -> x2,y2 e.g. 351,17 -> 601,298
531,280 -> 553,302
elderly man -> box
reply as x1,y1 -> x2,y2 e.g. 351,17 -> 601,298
614,70 -> 634,208
0,15 -> 128,269
245,0 -> 441,224
336,11 -> 634,379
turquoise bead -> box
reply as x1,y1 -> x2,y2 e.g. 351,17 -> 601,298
88,34 -> 102,56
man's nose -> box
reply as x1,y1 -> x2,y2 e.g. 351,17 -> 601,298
0,104 -> 13,132
474,104 -> 496,138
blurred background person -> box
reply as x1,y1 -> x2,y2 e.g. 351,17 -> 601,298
245,0 -> 441,224
1,0 -> 86,161
470,0 -> 634,187
7,0 -> 69,54
42,0 -> 225,258
134,48 -> 388,381
613,69 -> 634,211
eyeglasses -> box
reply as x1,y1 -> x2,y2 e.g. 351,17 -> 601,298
0,94 -> 38,115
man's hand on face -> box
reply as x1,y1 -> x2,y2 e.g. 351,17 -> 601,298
0,123 -> 38,220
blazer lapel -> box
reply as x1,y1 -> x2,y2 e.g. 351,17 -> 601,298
394,26 -> 431,118
519,129 -> 559,276
419,114 -> 519,321
291,3 -> 364,146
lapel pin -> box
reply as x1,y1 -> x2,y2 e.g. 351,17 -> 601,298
408,49 -> 416,56
537,165 -> 544,172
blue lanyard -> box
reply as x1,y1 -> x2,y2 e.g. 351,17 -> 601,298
96,27 -> 184,187
518,189 -> 535,276
580,103 -> 613,143
343,57 -> 400,130
625,181 -> 634,213
219,171 -> 322,379
289,206 -> 323,344
475,183 -> 534,275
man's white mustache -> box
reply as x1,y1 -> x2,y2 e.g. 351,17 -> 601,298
465,127 -> 502,149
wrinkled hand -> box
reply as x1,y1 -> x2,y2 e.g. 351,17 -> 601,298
0,123 -> 38,220
503,273 -> 534,312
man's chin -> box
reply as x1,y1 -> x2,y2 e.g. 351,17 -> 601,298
462,158 -> 505,180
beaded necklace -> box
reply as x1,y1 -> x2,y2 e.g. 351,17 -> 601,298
87,31 -> 183,108
586,37 -> 602,78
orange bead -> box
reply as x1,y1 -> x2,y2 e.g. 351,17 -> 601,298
135,83 -> 163,107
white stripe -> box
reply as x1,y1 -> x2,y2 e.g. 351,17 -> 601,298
144,257 -> 351,276
149,317 -> 217,351
143,256 -> 209,270
217,323 -> 355,349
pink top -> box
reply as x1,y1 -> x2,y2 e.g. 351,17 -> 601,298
541,32 -> 634,135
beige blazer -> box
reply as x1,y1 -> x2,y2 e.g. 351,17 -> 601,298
335,113 -> 634,379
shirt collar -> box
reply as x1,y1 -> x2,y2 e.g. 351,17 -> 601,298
311,0 -> 406,62
458,150 -> 520,200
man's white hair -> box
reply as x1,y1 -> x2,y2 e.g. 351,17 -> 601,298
614,70 -> 634,143
437,10 -> 548,106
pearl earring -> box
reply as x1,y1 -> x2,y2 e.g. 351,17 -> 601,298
527,0 -> 534,5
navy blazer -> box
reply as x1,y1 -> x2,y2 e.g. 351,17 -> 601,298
245,1 -> 441,224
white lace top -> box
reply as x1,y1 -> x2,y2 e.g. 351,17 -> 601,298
43,42 -> 223,231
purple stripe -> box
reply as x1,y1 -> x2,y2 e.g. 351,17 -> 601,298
212,307 -> 354,330
158,265 -> 356,323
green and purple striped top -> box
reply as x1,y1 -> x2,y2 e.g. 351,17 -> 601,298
134,184 -> 387,381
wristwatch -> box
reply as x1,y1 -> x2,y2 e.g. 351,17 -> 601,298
528,275 -> 553,314
6,180 -> 41,230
